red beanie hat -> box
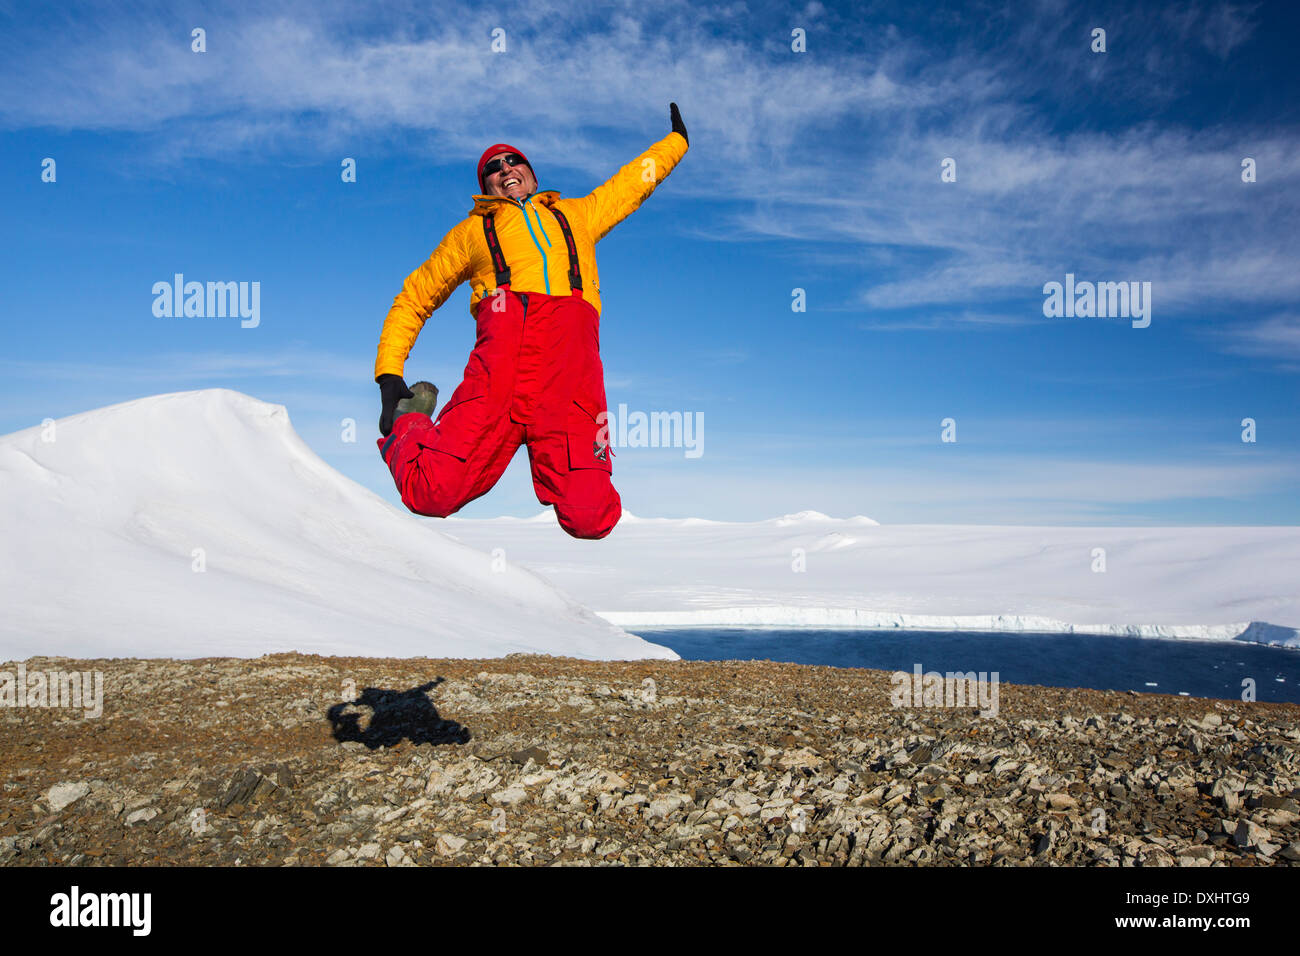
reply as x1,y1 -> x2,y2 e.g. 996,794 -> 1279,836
477,143 -> 533,192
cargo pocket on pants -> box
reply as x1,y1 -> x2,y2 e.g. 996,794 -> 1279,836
566,398 -> 613,474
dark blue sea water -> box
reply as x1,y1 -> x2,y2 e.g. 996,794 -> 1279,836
633,628 -> 1300,704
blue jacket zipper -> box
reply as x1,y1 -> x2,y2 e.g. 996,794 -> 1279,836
513,195 -> 553,294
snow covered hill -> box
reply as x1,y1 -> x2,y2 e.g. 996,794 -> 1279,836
442,511 -> 1300,648
0,390 -> 675,661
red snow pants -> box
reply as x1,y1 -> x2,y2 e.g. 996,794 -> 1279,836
377,287 -> 620,539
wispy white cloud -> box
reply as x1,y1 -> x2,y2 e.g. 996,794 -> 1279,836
1164,1 -> 1262,59
1217,312 -> 1300,358
857,311 -> 1034,330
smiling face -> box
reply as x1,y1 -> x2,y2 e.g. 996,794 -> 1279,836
483,152 -> 536,200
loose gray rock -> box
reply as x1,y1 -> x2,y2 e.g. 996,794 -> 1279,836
45,782 -> 90,812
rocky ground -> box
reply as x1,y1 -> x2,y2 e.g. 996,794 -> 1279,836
2,653 -> 1298,867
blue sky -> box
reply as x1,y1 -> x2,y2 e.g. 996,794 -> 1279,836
2,0 -> 1298,524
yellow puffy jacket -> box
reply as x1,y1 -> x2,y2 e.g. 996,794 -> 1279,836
374,130 -> 689,380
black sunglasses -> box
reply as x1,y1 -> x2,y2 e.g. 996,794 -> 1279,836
482,153 -> 528,178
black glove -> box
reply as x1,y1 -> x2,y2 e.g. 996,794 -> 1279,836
670,102 -> 688,145
377,373 -> 414,437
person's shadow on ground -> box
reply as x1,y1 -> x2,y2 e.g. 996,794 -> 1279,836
327,678 -> 471,750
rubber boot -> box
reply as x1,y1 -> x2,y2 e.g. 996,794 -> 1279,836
395,381 -> 438,420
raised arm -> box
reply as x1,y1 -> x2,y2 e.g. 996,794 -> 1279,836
568,103 -> 690,243
374,220 -> 473,382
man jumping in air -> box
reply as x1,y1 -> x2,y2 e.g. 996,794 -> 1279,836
374,103 -> 689,540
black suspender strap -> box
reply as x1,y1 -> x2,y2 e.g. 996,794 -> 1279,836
548,205 -> 583,292
481,214 -> 511,287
